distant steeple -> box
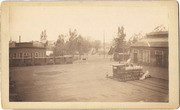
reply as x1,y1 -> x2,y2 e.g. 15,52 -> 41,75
19,36 -> 21,43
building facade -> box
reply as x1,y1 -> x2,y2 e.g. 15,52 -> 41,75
130,31 -> 168,67
9,42 -> 46,59
9,42 -> 46,66
9,42 -> 73,66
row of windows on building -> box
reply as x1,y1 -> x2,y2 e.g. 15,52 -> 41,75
132,49 -> 164,63
10,52 -> 46,59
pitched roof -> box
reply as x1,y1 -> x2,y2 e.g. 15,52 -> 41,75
9,42 -> 46,49
147,31 -> 168,36
131,33 -> 168,48
131,40 -> 168,48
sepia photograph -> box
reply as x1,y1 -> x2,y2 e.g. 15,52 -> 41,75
1,1 -> 179,109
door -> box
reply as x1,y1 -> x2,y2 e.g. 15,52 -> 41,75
156,55 -> 162,66
134,53 -> 138,63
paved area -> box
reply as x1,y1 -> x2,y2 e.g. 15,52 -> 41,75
10,55 -> 168,102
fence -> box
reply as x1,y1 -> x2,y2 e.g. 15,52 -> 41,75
9,56 -> 73,67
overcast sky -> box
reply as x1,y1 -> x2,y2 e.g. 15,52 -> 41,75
10,6 -> 168,43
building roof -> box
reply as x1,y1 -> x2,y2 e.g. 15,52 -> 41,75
131,40 -> 168,48
149,42 -> 168,48
9,42 -> 46,49
10,46 -> 46,49
131,31 -> 168,48
147,31 -> 168,36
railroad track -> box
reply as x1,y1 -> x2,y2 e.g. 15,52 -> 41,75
125,77 -> 168,94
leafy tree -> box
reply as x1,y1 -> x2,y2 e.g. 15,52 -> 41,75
128,32 -> 144,45
113,26 -> 126,53
76,35 -> 84,54
82,38 -> 92,53
75,35 -> 92,55
66,29 -> 78,55
92,40 -> 101,52
54,34 -> 66,56
108,46 -> 114,55
132,36 -> 138,44
53,29 -> 92,57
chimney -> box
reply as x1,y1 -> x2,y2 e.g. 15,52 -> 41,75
19,36 -> 21,43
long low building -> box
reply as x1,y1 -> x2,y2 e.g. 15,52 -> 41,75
130,31 -> 168,67
9,42 -> 73,66
9,42 -> 46,59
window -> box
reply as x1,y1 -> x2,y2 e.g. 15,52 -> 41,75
143,50 -> 145,62
13,53 -> 17,59
146,50 -> 150,63
143,50 -> 150,63
35,52 -> 38,58
140,50 -> 143,61
24,53 -> 26,58
19,53 -> 23,59
155,50 -> 163,66
39,53 -> 41,57
9,53 -> 13,59
24,53 -> 29,58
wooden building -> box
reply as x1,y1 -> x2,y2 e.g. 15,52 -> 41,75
130,31 -> 168,67
9,42 -> 73,66
9,42 -> 46,59
9,42 -> 46,66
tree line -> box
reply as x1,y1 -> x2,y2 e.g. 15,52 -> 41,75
42,25 -> 165,57
48,29 -> 101,56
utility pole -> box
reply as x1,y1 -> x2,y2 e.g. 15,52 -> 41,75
103,31 -> 105,59
123,48 -> 124,61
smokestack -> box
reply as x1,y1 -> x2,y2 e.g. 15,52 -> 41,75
19,36 -> 21,42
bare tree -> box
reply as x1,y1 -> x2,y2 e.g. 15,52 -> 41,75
40,30 -> 47,43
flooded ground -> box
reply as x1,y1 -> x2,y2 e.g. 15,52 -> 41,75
10,55 -> 168,102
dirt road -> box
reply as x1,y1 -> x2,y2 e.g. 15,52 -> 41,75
10,55 -> 168,102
